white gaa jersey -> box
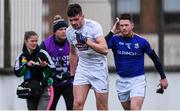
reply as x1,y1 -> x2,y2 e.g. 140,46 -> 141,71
66,19 -> 108,70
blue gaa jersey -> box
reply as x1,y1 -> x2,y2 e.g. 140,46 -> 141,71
107,33 -> 153,77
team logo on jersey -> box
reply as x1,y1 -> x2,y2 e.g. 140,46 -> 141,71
134,43 -> 139,49
119,42 -> 124,45
125,43 -> 131,49
75,43 -> 88,51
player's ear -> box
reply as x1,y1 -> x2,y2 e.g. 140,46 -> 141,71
81,14 -> 84,19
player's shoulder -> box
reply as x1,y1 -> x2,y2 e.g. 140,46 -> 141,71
133,33 -> 150,44
134,33 -> 147,40
66,26 -> 75,37
85,18 -> 102,28
66,25 -> 74,33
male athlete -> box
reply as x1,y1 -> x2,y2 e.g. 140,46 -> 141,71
106,13 -> 168,110
66,3 -> 109,110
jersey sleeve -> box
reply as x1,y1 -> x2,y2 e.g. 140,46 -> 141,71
66,27 -> 74,45
105,31 -> 115,49
142,39 -> 153,55
93,22 -> 103,37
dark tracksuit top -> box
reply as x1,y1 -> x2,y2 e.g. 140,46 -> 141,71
14,46 -> 55,84
14,46 -> 56,110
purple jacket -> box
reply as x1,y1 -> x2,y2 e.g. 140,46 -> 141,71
43,35 -> 72,86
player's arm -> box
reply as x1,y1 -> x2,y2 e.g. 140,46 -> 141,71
148,50 -> 168,89
105,17 -> 120,44
148,50 -> 166,79
86,36 -> 108,55
70,44 -> 78,76
105,31 -> 115,43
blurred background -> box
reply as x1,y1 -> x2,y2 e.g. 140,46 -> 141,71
0,0 -> 180,110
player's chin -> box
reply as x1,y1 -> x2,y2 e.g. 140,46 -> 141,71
122,33 -> 128,37
122,31 -> 130,36
72,25 -> 80,29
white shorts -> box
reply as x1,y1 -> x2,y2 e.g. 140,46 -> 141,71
116,75 -> 146,102
73,65 -> 109,93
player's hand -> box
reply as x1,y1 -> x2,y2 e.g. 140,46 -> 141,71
111,17 -> 121,34
75,32 -> 87,44
159,78 -> 168,89
156,78 -> 168,94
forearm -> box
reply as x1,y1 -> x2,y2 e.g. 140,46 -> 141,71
148,50 -> 166,79
105,31 -> 115,42
86,38 -> 108,55
70,53 -> 78,76
69,44 -> 78,76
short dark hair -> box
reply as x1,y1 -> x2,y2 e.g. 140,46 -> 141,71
119,13 -> 133,22
67,3 -> 82,17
